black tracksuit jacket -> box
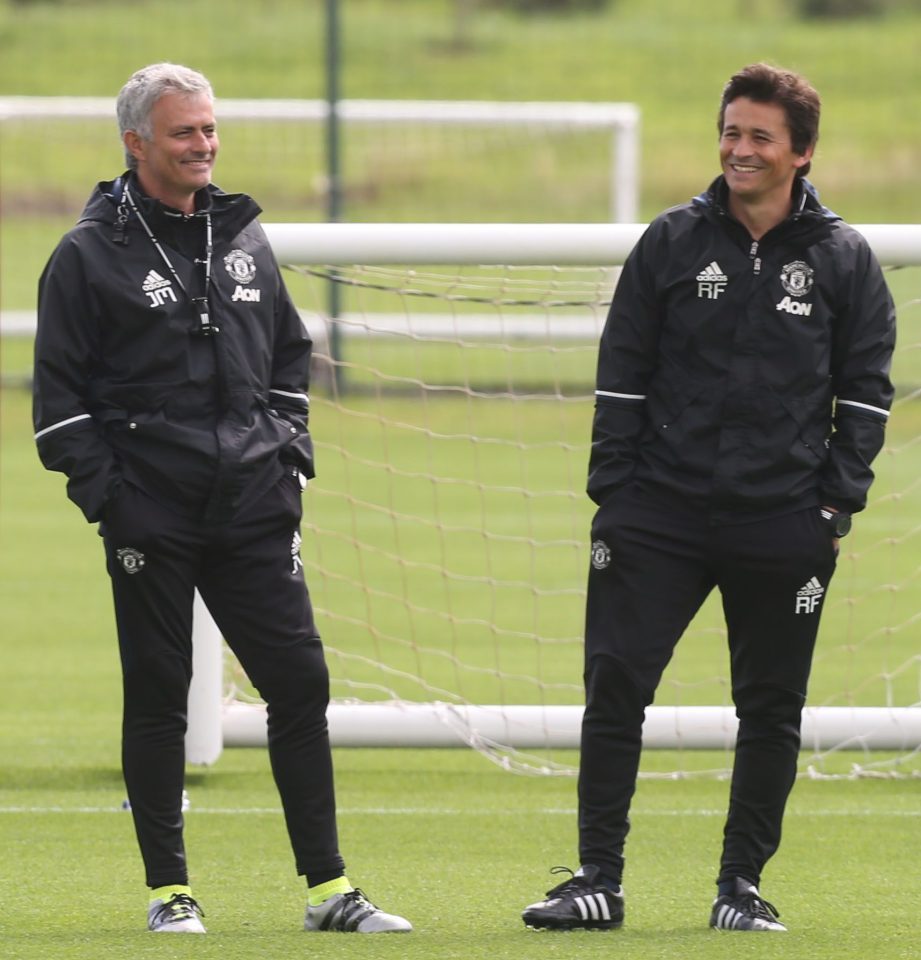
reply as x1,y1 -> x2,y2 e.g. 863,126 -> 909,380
587,176 -> 896,521
33,174 -> 314,524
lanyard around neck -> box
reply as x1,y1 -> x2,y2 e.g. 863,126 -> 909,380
123,183 -> 219,337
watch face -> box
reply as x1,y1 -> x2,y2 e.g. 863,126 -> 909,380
821,509 -> 851,537
834,513 -> 852,537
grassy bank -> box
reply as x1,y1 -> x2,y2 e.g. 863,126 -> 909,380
2,0 -> 921,310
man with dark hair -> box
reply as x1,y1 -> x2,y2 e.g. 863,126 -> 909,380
719,62 -> 821,170
33,63 -> 411,936
521,62 -> 895,932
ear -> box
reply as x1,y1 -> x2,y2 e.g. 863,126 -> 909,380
123,129 -> 146,165
793,144 -> 814,170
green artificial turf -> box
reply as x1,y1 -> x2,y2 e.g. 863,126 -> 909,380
4,3 -> 921,939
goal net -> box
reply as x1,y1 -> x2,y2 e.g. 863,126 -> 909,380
196,222 -> 921,779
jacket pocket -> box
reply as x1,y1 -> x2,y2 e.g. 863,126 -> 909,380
776,387 -> 832,468
645,380 -> 708,435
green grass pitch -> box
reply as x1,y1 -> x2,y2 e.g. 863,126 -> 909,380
4,0 -> 921,952
3,263 -> 921,958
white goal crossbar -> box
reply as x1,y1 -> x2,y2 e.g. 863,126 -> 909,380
6,223 -> 919,340
263,221 -> 921,267
181,220 -> 921,765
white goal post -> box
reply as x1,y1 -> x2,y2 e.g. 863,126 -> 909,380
184,220 -> 921,766
0,96 -> 640,222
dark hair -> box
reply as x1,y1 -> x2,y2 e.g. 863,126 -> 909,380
717,63 -> 821,177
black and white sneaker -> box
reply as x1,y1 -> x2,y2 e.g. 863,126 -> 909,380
305,889 -> 412,933
709,877 -> 786,932
522,865 -> 624,931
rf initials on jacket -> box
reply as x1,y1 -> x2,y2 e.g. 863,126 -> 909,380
696,260 -> 728,300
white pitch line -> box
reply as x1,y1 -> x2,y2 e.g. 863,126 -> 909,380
2,805 -> 921,817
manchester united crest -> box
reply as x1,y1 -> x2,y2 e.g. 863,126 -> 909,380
116,547 -> 146,575
591,539 -> 611,570
780,260 -> 814,297
224,249 -> 257,285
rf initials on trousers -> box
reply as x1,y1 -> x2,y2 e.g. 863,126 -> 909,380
578,484 -> 838,888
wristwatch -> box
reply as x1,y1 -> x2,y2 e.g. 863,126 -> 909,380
820,508 -> 852,538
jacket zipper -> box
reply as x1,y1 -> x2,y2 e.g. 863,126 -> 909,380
749,240 -> 762,275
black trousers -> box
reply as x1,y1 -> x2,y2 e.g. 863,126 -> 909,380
100,473 -> 344,888
578,485 -> 837,888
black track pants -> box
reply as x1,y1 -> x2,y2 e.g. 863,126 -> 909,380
100,473 -> 344,888
578,486 -> 837,887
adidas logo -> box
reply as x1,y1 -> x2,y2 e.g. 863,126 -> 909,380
695,261 -> 728,300
142,270 -> 172,293
572,892 -> 615,923
713,903 -> 747,930
712,901 -> 783,932
696,260 -> 728,282
795,576 -> 824,614
797,576 -> 824,597
142,269 -> 179,308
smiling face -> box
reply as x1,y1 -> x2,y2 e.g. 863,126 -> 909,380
719,97 -> 812,210
123,91 -> 218,213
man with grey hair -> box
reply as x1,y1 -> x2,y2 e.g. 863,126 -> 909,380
33,62 -> 412,936
116,62 -> 213,171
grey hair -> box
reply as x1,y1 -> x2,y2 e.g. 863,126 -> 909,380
116,63 -> 213,170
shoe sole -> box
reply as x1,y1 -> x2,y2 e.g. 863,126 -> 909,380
524,919 -> 622,931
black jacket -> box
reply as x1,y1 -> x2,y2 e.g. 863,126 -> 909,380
588,176 -> 895,520
33,174 -> 314,523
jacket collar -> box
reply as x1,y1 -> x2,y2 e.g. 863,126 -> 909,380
81,172 -> 262,242
692,175 -> 840,227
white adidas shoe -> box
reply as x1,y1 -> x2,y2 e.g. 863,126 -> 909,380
305,889 -> 411,933
147,892 -> 206,933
